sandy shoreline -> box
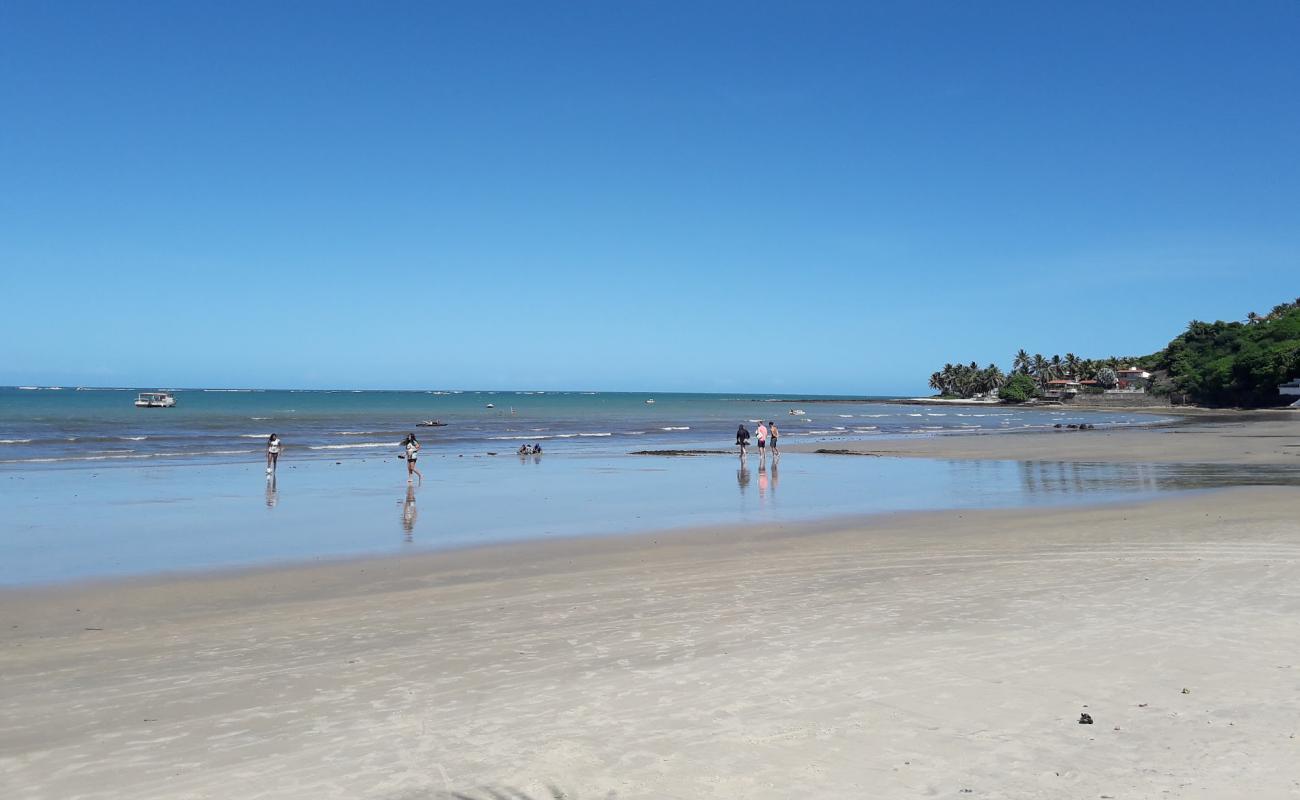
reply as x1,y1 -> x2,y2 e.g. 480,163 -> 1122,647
3,485 -> 1300,799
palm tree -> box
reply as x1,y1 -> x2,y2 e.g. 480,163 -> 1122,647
983,364 -> 1005,394
929,372 -> 944,394
1013,349 -> 1032,375
1031,354 -> 1049,387
1064,353 -> 1080,379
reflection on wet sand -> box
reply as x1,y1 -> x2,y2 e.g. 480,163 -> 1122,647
265,475 -> 278,508
401,485 -> 417,541
737,461 -> 750,493
1013,460 -> 1300,496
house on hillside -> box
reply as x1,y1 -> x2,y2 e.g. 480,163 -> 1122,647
1043,379 -> 1082,400
1110,367 -> 1152,394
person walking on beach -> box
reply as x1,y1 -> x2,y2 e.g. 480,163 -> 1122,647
401,433 -> 422,484
768,421 -> 779,456
266,433 -> 282,475
736,424 -> 751,458
755,421 -> 768,460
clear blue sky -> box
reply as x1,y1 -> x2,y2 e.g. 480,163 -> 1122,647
2,1 -> 1297,394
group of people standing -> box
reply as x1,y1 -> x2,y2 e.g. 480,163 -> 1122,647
735,421 -> 779,459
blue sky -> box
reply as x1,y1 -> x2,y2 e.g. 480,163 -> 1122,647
2,1 -> 1297,394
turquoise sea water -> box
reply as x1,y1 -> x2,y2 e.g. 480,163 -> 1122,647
10,386 -> 1293,586
0,386 -> 1172,466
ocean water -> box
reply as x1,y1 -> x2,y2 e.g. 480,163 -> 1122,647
8,386 -> 1254,586
0,386 -> 1174,467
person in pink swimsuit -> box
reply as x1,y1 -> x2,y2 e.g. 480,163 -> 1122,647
755,422 -> 768,459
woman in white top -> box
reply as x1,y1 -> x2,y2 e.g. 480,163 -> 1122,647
402,433 -> 423,484
266,434 -> 282,475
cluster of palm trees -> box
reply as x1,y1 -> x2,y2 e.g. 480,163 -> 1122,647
930,351 -> 1143,398
927,362 -> 1005,398
1245,299 -> 1300,325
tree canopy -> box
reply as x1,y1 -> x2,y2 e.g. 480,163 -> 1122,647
1152,300 -> 1300,407
924,298 -> 1300,407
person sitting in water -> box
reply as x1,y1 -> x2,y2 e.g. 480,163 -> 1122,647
531,443 -> 543,455
518,444 -> 531,456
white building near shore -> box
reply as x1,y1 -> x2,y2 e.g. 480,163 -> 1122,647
1281,378 -> 1300,407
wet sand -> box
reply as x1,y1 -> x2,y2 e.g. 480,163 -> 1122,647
4,483 -> 1300,799
789,414 -> 1300,465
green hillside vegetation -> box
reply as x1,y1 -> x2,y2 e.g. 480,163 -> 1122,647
1152,300 -> 1300,407
927,299 -> 1300,407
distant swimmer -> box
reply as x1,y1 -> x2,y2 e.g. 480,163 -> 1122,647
266,433 -> 282,475
518,444 -> 531,456
401,433 -> 423,484
531,443 -> 543,455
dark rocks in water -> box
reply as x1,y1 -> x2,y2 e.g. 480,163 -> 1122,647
629,449 -> 731,456
1067,424 -> 1079,429
1054,423 -> 1063,428
815,449 -> 880,456
1078,713 -> 1094,724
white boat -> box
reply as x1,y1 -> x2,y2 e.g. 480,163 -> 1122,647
134,391 -> 176,408
789,409 -> 806,416
485,403 -> 495,409
645,399 -> 655,404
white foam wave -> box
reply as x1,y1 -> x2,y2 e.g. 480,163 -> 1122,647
239,434 -> 271,438
308,442 -> 395,450
661,426 -> 690,431
119,436 -> 148,441
0,438 -> 33,444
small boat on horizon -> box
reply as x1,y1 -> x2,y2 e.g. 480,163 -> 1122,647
135,391 -> 176,408
485,403 -> 495,409
645,398 -> 656,404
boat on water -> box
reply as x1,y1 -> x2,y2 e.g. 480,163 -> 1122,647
789,408 -> 806,416
645,398 -> 656,404
135,391 -> 176,408
417,420 -> 447,427
485,403 -> 495,409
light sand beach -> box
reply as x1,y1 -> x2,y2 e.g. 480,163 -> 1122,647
3,422 -> 1300,799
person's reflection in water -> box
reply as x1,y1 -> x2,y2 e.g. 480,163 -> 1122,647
265,475 -> 278,508
737,461 -> 751,493
401,485 -> 418,542
770,457 -> 779,494
758,458 -> 768,500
